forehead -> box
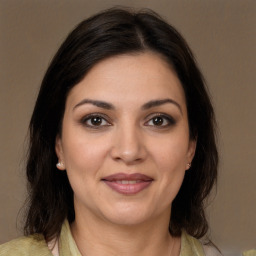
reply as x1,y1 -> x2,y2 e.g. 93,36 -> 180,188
66,52 -> 186,109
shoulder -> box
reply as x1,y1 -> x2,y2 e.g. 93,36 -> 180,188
181,231 -> 205,256
181,231 -> 222,256
202,244 -> 222,256
0,234 -> 52,256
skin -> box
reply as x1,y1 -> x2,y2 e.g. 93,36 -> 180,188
56,52 -> 196,256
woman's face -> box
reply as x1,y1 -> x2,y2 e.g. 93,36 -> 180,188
56,52 -> 196,226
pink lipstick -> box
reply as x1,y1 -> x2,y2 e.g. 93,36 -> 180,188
102,173 -> 153,195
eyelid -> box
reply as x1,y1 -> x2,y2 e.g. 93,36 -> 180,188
80,113 -> 112,128
144,113 -> 176,127
79,112 -> 176,129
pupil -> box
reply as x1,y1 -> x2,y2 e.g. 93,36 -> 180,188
153,117 -> 163,125
91,117 -> 102,125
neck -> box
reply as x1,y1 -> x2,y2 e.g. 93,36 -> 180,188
71,205 -> 180,256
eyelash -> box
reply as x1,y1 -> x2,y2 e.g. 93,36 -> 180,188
80,113 -> 176,129
144,113 -> 176,128
80,113 -> 112,129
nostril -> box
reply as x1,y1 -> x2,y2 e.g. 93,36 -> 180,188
110,132 -> 147,164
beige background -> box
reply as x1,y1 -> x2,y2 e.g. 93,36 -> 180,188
0,1 -> 255,255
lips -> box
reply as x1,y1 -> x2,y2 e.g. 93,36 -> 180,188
102,173 -> 153,195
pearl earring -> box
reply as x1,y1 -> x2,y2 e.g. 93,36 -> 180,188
56,162 -> 65,170
187,163 -> 191,169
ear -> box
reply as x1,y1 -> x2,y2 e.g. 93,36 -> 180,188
55,135 -> 65,170
186,138 -> 197,170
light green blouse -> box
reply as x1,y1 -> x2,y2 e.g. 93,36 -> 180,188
0,220 -> 205,256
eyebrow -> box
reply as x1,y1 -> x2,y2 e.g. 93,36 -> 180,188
141,98 -> 182,114
73,99 -> 115,110
73,98 -> 182,114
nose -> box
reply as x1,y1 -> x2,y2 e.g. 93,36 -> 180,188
110,123 -> 147,165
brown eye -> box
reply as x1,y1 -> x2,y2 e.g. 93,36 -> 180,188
152,117 -> 164,126
91,116 -> 103,126
81,114 -> 111,128
145,114 -> 176,128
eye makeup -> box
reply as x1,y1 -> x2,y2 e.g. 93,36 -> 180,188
79,113 -> 112,129
144,112 -> 177,129
78,111 -> 177,131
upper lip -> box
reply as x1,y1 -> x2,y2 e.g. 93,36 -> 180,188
102,173 -> 153,181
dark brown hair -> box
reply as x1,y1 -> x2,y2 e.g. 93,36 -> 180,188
24,7 -> 218,241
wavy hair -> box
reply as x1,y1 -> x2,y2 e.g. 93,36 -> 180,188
24,7 -> 218,241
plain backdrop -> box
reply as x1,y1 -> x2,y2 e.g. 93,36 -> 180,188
0,1 -> 255,255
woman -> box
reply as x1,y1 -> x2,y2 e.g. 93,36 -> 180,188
0,8 -> 219,256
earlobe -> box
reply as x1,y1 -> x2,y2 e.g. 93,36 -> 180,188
186,163 -> 192,170
55,135 -> 65,170
56,161 -> 65,170
55,135 -> 63,158
186,139 -> 197,168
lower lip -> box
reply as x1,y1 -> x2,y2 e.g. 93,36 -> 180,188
103,181 -> 152,195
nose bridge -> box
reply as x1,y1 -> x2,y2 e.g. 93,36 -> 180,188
111,119 -> 145,163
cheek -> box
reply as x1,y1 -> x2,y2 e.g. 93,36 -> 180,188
150,135 -> 188,195
61,131 -> 110,178
151,134 -> 189,170
62,137 -> 109,201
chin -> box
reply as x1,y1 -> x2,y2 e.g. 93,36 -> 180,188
106,213 -> 150,226
99,202 -> 162,227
